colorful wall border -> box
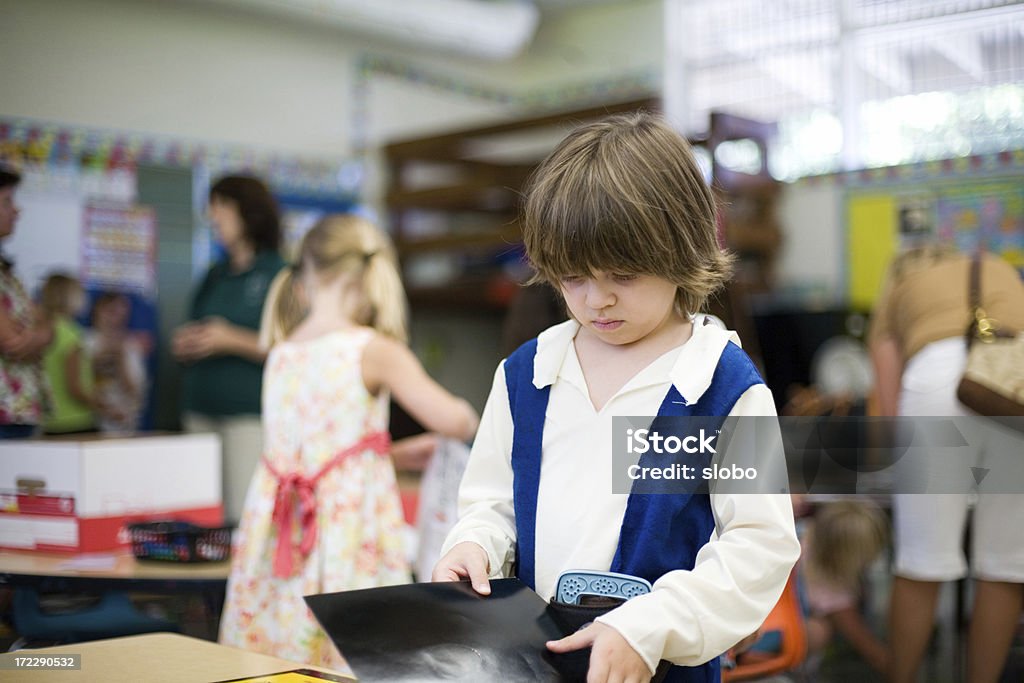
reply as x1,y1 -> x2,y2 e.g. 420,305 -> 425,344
798,149 -> 1024,189
0,118 -> 358,200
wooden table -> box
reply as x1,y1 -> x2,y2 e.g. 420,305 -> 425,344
0,550 -> 230,639
0,549 -> 230,583
0,632 -> 354,682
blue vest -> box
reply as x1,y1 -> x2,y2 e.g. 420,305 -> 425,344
504,336 -> 764,683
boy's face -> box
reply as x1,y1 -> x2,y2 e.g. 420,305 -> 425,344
558,270 -> 679,346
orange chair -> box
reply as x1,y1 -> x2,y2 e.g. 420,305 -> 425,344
723,569 -> 807,681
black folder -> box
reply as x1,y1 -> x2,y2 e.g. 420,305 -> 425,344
305,579 -> 566,682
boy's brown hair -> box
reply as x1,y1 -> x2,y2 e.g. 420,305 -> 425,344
522,111 -> 733,317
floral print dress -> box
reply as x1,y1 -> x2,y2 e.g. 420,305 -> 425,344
0,267 -> 46,427
219,328 -> 410,669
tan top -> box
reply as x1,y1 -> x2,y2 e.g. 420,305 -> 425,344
870,249 -> 1024,362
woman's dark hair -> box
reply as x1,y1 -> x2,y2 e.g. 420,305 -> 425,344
0,165 -> 21,190
0,165 -> 21,269
209,174 -> 282,252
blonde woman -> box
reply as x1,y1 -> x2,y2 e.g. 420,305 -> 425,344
870,246 -> 1024,683
218,214 -> 478,669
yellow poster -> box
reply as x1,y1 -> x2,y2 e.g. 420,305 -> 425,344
847,194 -> 897,309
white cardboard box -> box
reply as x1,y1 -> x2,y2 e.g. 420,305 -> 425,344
0,433 -> 222,553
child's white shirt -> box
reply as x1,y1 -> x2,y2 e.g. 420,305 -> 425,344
441,319 -> 800,671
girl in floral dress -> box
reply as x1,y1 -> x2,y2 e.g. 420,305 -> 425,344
219,214 -> 478,669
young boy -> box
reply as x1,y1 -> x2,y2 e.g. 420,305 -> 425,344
433,112 -> 799,683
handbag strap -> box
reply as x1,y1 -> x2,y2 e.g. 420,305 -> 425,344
966,252 -> 983,347
965,252 -> 1015,346
969,252 -> 982,314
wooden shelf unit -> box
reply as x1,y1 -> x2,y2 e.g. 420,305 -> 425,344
384,98 -> 657,311
383,102 -> 781,315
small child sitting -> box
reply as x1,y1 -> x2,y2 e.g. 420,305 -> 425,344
802,500 -> 889,674
85,292 -> 146,433
734,499 -> 889,676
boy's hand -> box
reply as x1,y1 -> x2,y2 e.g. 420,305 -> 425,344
547,622 -> 653,683
431,541 -> 491,595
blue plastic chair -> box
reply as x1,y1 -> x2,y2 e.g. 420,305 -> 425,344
10,588 -> 178,646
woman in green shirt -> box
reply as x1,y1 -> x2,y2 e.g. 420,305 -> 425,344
172,175 -> 284,523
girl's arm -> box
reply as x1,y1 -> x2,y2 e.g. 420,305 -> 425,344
828,607 -> 889,674
66,345 -> 95,408
116,341 -> 146,401
362,334 -> 478,441
596,385 -> 801,671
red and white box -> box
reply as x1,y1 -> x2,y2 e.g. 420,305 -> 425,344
0,433 -> 222,553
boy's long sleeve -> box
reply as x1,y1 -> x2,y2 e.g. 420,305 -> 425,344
438,362 -> 517,577
597,385 -> 801,671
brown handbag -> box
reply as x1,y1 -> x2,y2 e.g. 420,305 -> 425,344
955,253 -> 1024,421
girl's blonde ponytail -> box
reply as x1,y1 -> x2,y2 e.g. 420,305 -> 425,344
259,266 -> 305,349
273,214 -> 408,345
361,246 -> 408,343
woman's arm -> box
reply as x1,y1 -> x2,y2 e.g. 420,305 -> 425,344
175,317 -> 268,364
118,341 -> 146,401
0,306 -> 53,360
869,335 -> 902,417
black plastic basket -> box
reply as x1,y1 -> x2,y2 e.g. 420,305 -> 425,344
127,521 -> 233,563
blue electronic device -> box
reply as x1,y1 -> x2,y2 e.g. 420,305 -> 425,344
554,570 -> 653,605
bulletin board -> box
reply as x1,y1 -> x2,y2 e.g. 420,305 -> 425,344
846,178 -> 1024,309
81,202 -> 158,296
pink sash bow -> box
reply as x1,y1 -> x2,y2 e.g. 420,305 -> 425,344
262,431 -> 391,578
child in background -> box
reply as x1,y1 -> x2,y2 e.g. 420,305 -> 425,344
433,112 -> 799,682
219,214 -> 479,669
800,500 -> 889,675
39,273 -> 95,435
85,292 -> 146,433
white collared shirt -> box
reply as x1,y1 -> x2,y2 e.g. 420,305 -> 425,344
440,319 -> 800,671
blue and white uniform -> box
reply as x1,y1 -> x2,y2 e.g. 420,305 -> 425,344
442,319 -> 799,680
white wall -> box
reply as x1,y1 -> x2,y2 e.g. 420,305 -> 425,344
775,180 -> 845,298
1,0 -> 663,412
1,0 -> 661,160
2,0 -> 358,159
